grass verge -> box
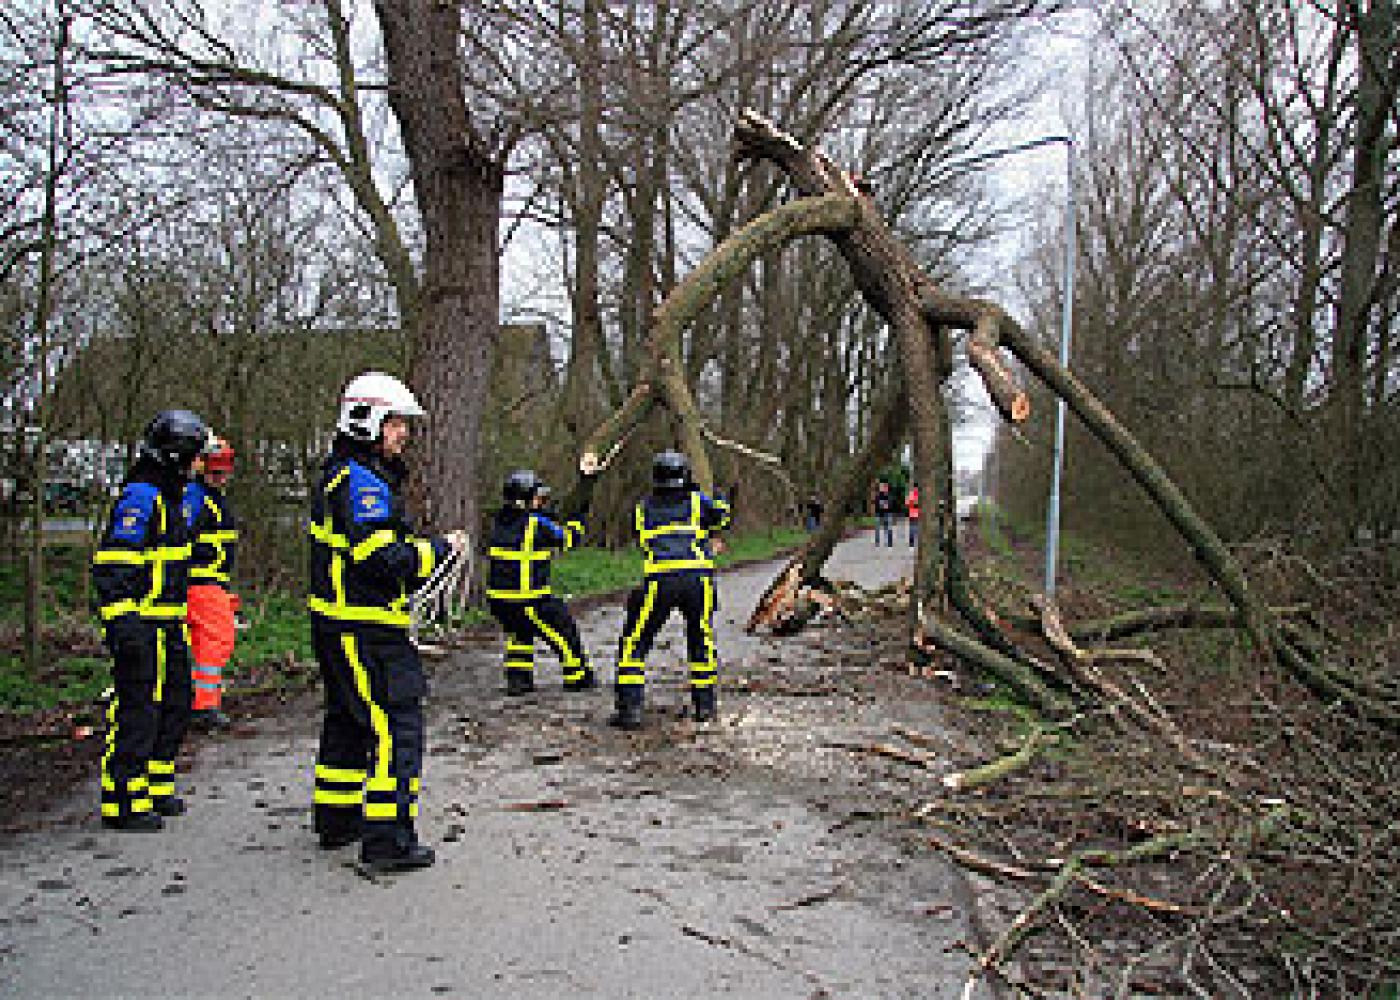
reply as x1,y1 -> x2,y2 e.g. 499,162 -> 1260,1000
0,525 -> 809,714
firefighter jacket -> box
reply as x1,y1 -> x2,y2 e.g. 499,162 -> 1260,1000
93,460 -> 192,625
635,489 -> 731,577
307,441 -> 448,631
485,508 -> 584,601
183,479 -> 239,588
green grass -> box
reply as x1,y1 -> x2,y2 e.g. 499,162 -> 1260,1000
0,525 -> 808,714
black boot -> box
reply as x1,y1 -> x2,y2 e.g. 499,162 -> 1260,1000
152,796 -> 187,817
563,667 -> 598,692
360,841 -> 436,874
102,812 -> 164,833
190,708 -> 232,732
318,821 -> 363,850
609,687 -> 644,730
691,688 -> 717,724
505,669 -> 536,696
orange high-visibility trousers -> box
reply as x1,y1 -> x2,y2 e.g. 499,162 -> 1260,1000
187,585 -> 238,710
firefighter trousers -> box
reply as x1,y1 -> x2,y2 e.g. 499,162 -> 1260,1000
311,620 -> 425,850
487,596 -> 590,686
615,572 -> 718,708
100,619 -> 192,820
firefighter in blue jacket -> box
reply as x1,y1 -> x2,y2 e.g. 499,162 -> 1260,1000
485,468 -> 598,696
93,409 -> 208,831
612,450 -> 731,730
307,372 -> 465,873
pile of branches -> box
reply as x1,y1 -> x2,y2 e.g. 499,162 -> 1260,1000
811,547 -> 1400,997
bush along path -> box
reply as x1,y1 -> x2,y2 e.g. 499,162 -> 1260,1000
0,530 -> 1006,1000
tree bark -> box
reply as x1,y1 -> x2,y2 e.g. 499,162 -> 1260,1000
1331,0 -> 1397,541
372,0 -> 505,535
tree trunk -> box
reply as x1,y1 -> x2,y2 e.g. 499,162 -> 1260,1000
1331,0 -> 1397,540
25,7 -> 70,678
372,0 -> 505,535
559,0 -> 609,440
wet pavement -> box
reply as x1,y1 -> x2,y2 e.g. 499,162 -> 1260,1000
0,532 -> 993,999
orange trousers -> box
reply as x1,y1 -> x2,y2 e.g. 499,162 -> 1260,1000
187,585 -> 238,710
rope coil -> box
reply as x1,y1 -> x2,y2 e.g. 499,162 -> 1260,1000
410,536 -> 473,654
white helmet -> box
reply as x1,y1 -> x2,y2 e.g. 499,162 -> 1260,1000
337,371 -> 426,441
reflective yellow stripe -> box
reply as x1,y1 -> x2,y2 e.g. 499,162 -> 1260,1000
100,601 -> 187,621
639,522 -> 699,539
94,549 -> 147,565
617,673 -> 646,686
410,777 -> 421,794
365,803 -> 398,819
101,698 -> 118,793
154,625 -> 167,703
199,530 -> 238,542
644,558 -> 712,574
316,765 -> 366,783
309,519 -> 350,549
351,529 -> 397,563
330,550 -> 347,606
342,634 -> 393,785
525,606 -> 580,666
314,789 -> 363,806
700,575 -> 717,670
522,518 -> 538,594
621,581 -> 659,666
147,760 -> 175,775
307,596 -> 411,627
488,548 -> 550,561
415,539 -> 435,577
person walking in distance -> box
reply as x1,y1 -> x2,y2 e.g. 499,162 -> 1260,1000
93,409 -> 208,831
905,482 -> 920,547
611,451 -> 731,730
485,467 -> 599,696
184,437 -> 239,731
307,372 -> 467,873
873,479 -> 895,546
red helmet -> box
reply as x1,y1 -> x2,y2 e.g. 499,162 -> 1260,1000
202,438 -> 235,474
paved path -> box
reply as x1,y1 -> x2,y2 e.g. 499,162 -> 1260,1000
0,532 -> 992,999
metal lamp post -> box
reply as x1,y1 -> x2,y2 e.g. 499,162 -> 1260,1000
942,134 -> 1075,600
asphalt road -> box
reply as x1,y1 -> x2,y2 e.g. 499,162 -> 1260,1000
0,532 -> 994,999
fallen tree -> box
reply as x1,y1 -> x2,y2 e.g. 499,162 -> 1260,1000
727,110 -> 1399,732
561,108 -> 1397,733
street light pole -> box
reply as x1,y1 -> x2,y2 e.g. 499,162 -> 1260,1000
941,134 -> 1076,599
1043,140 -> 1075,601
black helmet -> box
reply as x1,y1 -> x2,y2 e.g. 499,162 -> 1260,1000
139,409 -> 208,472
502,469 -> 542,509
652,450 -> 691,490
